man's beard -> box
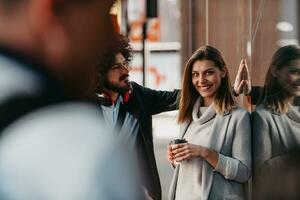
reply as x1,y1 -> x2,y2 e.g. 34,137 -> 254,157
103,75 -> 131,94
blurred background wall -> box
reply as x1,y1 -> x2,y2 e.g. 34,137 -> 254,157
113,0 -> 299,199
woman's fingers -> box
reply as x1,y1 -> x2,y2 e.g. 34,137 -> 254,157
236,80 -> 245,94
174,150 -> 190,158
234,59 -> 247,94
176,153 -> 191,162
167,145 -> 174,163
242,60 -> 251,94
172,145 -> 188,154
238,59 -> 246,74
234,59 -> 253,95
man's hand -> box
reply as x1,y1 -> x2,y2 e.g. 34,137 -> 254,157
234,59 -> 251,95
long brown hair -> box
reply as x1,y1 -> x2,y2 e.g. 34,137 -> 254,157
178,45 -> 235,123
258,45 -> 300,113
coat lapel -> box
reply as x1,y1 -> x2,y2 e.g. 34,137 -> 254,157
202,112 -> 232,200
168,165 -> 180,200
287,105 -> 300,123
169,119 -> 191,200
272,106 -> 300,152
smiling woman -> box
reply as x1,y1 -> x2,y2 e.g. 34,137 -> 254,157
167,45 -> 251,200
191,60 -> 226,107
178,46 -> 235,123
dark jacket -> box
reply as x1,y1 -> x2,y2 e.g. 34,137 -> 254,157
119,82 -> 180,200
0,47 -> 68,131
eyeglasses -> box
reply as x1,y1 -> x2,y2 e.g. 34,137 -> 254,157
112,60 -> 130,71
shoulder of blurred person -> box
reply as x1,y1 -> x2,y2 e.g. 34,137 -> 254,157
0,1 -> 144,199
0,46 -> 68,131
0,102 -> 142,200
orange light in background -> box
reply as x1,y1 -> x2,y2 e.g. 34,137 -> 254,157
110,0 -> 121,33
147,18 -> 160,42
111,14 -> 120,33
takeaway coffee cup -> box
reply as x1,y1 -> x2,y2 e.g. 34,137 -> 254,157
169,138 -> 188,165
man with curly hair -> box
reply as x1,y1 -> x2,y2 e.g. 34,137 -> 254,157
96,34 -> 180,200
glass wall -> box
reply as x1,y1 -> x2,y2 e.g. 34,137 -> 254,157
122,0 -> 299,199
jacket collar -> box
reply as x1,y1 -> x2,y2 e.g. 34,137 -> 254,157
96,91 -> 131,106
192,97 -> 216,124
258,103 -> 300,123
287,105 -> 300,123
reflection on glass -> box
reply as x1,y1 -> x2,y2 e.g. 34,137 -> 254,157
252,45 -> 300,199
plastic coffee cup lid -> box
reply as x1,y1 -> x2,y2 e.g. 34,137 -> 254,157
170,138 -> 187,145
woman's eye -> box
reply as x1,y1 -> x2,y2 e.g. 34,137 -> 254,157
289,70 -> 300,75
192,73 -> 198,77
206,70 -> 214,75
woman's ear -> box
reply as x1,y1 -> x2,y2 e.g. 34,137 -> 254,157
270,65 -> 278,77
221,67 -> 227,78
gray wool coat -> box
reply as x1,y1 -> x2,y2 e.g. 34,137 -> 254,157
169,107 -> 252,200
252,105 -> 300,175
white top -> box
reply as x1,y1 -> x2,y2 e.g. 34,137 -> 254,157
175,98 -> 244,200
175,101 -> 216,200
169,98 -> 251,200
100,95 -> 139,150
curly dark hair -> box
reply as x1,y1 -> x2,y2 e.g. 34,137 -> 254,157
96,34 -> 133,91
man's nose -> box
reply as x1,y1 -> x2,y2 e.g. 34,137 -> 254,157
121,63 -> 131,72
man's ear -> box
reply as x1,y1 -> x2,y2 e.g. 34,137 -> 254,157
29,0 -> 67,59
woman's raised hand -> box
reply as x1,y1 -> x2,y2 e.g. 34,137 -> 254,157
234,59 -> 251,95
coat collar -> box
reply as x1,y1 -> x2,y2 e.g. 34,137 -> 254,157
287,105 -> 300,123
258,103 -> 300,123
192,97 -> 216,124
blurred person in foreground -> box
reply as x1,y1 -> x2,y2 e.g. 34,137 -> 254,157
96,34 -> 180,200
0,0 -> 140,199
